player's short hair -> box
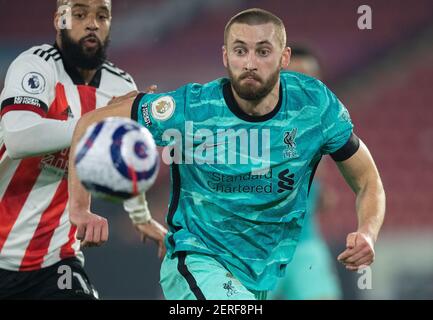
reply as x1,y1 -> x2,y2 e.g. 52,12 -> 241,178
224,8 -> 287,48
57,0 -> 68,8
56,0 -> 112,9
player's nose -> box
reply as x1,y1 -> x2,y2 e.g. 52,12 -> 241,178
85,13 -> 100,31
244,52 -> 258,71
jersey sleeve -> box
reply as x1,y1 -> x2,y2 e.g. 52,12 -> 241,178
1,111 -> 78,159
129,77 -> 138,91
0,52 -> 55,118
317,81 -> 354,155
131,84 -> 189,146
115,69 -> 138,93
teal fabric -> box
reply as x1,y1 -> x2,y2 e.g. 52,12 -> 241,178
135,71 -> 353,291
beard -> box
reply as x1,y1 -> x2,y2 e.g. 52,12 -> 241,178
60,29 -> 110,70
228,65 -> 280,101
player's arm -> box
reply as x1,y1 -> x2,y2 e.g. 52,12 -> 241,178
315,78 -> 385,271
69,92 -> 167,254
1,52 -> 141,160
0,52 -> 78,159
67,95 -> 136,247
68,94 -> 138,210
336,140 -> 386,270
114,87 -> 167,257
1,112 -> 78,159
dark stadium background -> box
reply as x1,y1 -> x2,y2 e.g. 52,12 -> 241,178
0,0 -> 432,299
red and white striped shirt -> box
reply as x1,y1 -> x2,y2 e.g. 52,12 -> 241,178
0,44 -> 137,271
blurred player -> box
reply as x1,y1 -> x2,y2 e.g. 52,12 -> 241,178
0,0 -> 166,299
269,46 -> 342,300
67,8 -> 386,300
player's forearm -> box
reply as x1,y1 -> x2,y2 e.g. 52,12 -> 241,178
68,166 -> 91,213
68,109 -> 109,211
2,111 -> 78,159
337,141 -> 386,243
355,174 -> 385,242
68,98 -> 135,212
68,114 -> 95,213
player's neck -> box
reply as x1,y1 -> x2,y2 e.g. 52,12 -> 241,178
77,68 -> 97,85
231,80 -> 280,117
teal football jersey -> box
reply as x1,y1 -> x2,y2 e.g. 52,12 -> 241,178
131,71 -> 353,291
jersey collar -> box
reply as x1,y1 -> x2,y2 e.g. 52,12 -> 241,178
222,79 -> 283,123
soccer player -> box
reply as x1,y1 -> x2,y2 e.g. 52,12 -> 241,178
0,0 -> 166,299
269,46 -> 342,300
67,8 -> 386,300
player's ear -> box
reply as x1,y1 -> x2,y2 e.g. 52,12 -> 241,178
222,45 -> 228,68
54,11 -> 60,32
281,46 -> 291,69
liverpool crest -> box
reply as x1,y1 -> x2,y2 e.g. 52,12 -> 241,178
283,128 -> 299,159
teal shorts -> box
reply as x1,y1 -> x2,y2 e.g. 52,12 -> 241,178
160,252 -> 267,300
269,239 -> 342,300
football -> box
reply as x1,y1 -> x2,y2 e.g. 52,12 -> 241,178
74,117 -> 159,202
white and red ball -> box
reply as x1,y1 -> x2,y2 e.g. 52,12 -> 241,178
74,117 -> 159,202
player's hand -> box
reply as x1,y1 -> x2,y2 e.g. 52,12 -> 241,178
69,210 -> 109,248
108,85 -> 157,105
108,90 -> 139,105
134,219 -> 167,259
144,84 -> 157,94
337,232 -> 375,271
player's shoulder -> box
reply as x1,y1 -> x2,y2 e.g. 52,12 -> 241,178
146,78 -> 224,107
281,70 -> 322,90
14,44 -> 61,67
101,60 -> 135,87
141,79 -> 224,121
281,70 -> 329,108
4,44 -> 61,88
183,78 -> 226,100
154,78 -> 223,105
185,79 -> 226,121
202,77 -> 227,92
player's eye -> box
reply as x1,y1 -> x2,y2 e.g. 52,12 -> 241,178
257,48 -> 271,57
98,11 -> 110,20
234,47 -> 247,56
73,11 -> 86,19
